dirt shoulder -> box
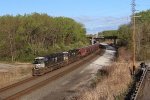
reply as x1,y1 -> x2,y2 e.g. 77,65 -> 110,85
0,63 -> 33,88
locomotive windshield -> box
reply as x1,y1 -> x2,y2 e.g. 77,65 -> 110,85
33,57 -> 45,64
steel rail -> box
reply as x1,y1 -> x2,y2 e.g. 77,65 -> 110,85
0,50 -> 101,100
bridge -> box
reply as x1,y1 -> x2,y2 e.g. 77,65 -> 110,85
87,36 -> 118,45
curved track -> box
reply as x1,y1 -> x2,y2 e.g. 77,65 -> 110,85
0,50 -> 102,100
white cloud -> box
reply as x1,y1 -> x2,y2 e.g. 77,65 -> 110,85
73,16 -> 130,34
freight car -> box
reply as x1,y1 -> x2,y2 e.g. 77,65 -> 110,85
32,43 -> 100,76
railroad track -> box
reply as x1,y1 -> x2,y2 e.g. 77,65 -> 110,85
131,65 -> 150,100
0,50 -> 102,100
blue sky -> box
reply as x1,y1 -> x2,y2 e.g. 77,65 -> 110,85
0,0 -> 150,34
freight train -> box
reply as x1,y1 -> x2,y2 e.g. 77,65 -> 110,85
32,43 -> 100,76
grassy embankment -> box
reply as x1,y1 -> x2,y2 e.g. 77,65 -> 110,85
79,47 -> 133,100
0,63 -> 32,89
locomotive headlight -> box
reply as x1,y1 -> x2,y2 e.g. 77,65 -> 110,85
35,63 -> 45,69
35,64 -> 40,69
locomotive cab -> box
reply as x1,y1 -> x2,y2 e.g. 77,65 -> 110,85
33,57 -> 45,69
63,52 -> 68,61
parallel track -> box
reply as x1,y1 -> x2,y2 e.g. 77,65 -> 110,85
0,50 -> 102,100
131,66 -> 150,100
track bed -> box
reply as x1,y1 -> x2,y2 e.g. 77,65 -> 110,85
0,50 -> 101,100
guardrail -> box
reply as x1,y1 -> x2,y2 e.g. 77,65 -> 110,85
131,65 -> 148,100
125,63 -> 148,100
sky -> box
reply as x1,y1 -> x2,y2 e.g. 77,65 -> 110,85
0,0 -> 150,34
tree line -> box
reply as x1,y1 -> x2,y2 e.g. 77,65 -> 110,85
117,9 -> 150,61
98,9 -> 150,61
0,13 -> 88,62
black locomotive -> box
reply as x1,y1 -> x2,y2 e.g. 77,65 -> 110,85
32,44 -> 100,76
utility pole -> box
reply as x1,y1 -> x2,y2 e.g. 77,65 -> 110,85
131,0 -> 136,74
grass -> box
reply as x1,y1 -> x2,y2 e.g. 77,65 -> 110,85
78,47 -> 133,100
0,64 -> 32,89
79,62 -> 132,100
